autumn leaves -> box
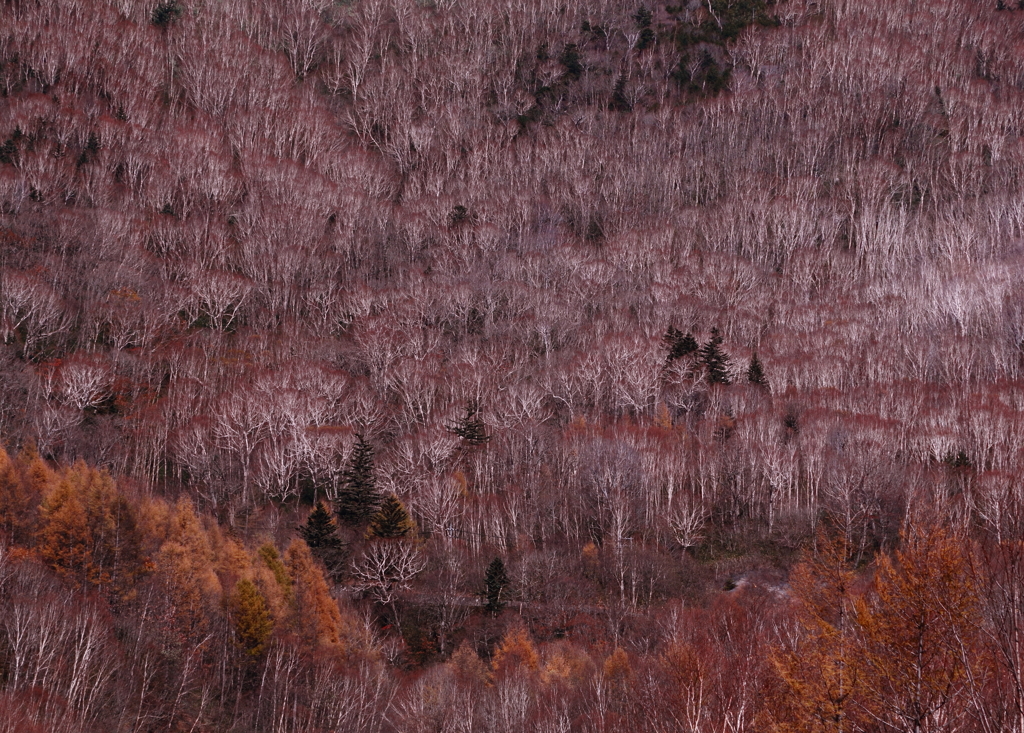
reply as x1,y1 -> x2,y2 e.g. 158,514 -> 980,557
2,440 -> 1021,732
0,443 -> 369,668
768,526 -> 990,733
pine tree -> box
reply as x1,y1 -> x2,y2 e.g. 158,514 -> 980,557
633,6 -> 655,50
300,502 -> 339,547
231,578 -> 274,658
610,74 -> 632,112
484,557 -> 510,616
664,327 -> 699,362
448,401 -> 490,445
747,352 -> 768,389
700,328 -> 732,384
151,0 -> 183,27
559,43 -> 583,80
299,501 -> 347,580
365,494 -> 416,539
335,434 -> 380,526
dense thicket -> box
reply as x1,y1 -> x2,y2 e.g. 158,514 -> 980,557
3,0 -> 1024,728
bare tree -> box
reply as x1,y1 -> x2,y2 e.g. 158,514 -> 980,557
351,540 -> 427,625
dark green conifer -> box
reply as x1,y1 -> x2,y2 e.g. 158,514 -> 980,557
484,557 -> 510,616
700,328 -> 732,385
365,494 -> 416,539
300,501 -> 343,550
676,332 -> 699,358
77,132 -> 100,166
634,6 -> 655,50
610,75 -> 632,112
299,501 -> 346,579
665,327 -> 700,361
944,449 -> 972,469
747,352 -> 768,389
663,325 -> 682,348
335,434 -> 381,526
0,128 -> 24,165
151,0 -> 183,27
560,43 -> 583,80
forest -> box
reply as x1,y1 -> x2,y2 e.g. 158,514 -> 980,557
2,0 -> 1024,729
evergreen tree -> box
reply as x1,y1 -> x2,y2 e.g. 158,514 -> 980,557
484,557 -> 510,616
664,328 -> 700,361
633,6 -> 655,50
610,74 -> 632,112
559,43 -> 584,80
365,494 -> 416,540
700,328 -> 732,384
231,578 -> 274,658
151,0 -> 183,27
299,501 -> 346,581
335,434 -> 380,526
747,352 -> 768,389
300,501 -> 344,552
449,401 -> 490,445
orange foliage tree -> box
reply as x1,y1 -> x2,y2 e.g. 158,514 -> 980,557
769,524 -> 992,733
768,527 -> 862,733
855,526 -> 989,733
36,460 -> 145,595
231,578 -> 274,659
285,538 -> 346,650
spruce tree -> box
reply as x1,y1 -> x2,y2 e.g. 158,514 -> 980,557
484,557 -> 510,616
449,401 -> 490,445
365,494 -> 416,539
610,74 -> 632,112
300,501 -> 343,549
664,326 -> 700,362
670,330 -> 699,361
663,325 -> 682,351
559,43 -> 584,80
633,6 -> 655,50
298,502 -> 346,580
151,0 -> 184,27
747,352 -> 768,389
700,328 -> 732,385
335,434 -> 381,526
